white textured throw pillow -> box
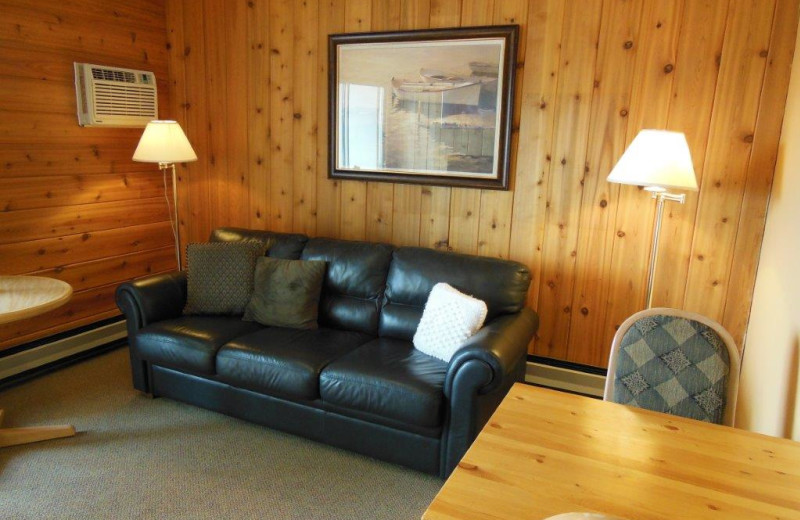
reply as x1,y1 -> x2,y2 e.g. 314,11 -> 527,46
413,283 -> 489,362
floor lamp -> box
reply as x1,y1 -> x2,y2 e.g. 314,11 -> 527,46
607,130 -> 698,308
133,120 -> 197,271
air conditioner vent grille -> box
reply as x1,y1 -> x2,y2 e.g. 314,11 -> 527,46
94,84 -> 157,116
91,67 -> 136,83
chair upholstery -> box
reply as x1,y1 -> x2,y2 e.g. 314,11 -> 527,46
604,307 -> 740,426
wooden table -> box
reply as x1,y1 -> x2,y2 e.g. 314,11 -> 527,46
0,275 -> 72,325
423,383 -> 800,520
0,276 -> 76,448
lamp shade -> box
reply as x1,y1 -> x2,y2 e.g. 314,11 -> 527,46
132,120 -> 197,163
607,130 -> 697,192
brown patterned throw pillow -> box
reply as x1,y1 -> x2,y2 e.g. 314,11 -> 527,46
243,257 -> 326,329
183,242 -> 265,315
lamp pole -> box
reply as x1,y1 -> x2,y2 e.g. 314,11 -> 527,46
132,120 -> 196,273
646,191 -> 686,308
159,162 -> 182,271
606,130 -> 697,310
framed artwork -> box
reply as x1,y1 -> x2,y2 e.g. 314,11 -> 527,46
329,25 -> 519,190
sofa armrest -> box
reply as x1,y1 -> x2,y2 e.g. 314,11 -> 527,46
444,307 -> 538,398
115,272 -> 187,334
440,308 -> 537,477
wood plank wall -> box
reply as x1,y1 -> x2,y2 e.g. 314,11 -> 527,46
0,0 -> 173,350
166,0 -> 799,367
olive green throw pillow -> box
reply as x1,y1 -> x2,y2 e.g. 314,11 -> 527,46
183,242 -> 265,315
243,257 -> 326,329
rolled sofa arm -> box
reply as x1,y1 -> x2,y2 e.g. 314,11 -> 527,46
116,272 -> 187,393
440,307 -> 538,477
444,307 -> 538,398
115,272 -> 187,334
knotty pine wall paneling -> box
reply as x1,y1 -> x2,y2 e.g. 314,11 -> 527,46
724,0 -> 800,341
269,0 -> 296,233
293,0 -> 320,236
246,0 -> 271,232
315,0 -> 345,239
166,0 -> 800,368
565,0 -> 643,365
473,1 -> 524,262
0,0 -> 174,350
535,0 -> 603,360
601,0 -> 686,364
164,0 -> 193,257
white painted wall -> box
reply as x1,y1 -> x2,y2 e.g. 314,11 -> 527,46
736,25 -> 800,440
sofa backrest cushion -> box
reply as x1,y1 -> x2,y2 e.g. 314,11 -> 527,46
210,227 -> 308,259
380,247 -> 531,340
301,238 -> 394,335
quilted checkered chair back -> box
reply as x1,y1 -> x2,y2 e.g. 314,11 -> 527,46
603,308 -> 740,426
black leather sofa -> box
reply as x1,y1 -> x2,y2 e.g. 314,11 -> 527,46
116,228 -> 538,477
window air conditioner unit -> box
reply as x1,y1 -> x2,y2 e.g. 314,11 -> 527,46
74,63 -> 158,127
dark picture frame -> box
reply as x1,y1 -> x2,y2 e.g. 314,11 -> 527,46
329,25 -> 519,190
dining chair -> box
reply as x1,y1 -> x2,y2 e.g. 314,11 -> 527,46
604,307 -> 740,426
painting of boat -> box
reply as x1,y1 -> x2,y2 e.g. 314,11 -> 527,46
386,66 -> 504,174
417,69 -> 467,82
391,76 -> 482,107
330,25 -> 517,189
419,68 -> 497,83
419,68 -> 499,109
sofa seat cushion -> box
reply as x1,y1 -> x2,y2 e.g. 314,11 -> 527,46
216,327 -> 374,400
319,338 -> 448,428
134,316 -> 262,375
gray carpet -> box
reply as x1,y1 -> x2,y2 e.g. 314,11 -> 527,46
0,347 -> 441,519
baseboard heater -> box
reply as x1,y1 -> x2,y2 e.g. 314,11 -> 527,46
525,357 -> 607,397
0,320 -> 127,384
